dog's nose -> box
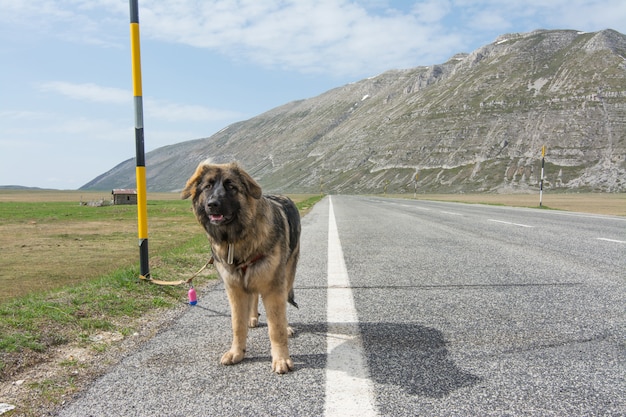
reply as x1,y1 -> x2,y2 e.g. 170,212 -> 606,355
206,182 -> 225,209
207,198 -> 219,209
207,193 -> 221,209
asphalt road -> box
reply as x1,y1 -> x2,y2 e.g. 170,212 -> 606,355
57,195 -> 625,416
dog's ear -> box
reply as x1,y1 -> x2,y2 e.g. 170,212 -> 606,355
181,163 -> 208,200
234,164 -> 262,200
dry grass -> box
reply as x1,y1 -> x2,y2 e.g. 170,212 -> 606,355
0,190 -> 182,203
0,191 -> 320,303
391,192 -> 625,216
0,194 -> 200,304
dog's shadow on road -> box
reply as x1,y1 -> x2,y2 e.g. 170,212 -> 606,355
292,322 -> 479,399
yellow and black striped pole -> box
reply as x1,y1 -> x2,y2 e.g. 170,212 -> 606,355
129,0 -> 150,279
539,145 -> 546,207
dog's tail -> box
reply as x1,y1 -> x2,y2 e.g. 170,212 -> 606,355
288,289 -> 298,309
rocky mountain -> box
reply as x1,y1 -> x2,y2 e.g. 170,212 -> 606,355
82,29 -> 626,194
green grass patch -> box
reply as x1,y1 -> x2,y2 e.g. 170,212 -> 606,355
295,194 -> 324,214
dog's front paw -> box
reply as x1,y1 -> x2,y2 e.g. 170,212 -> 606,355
221,349 -> 245,365
272,357 -> 294,374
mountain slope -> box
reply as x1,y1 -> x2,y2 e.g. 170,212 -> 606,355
81,29 -> 626,194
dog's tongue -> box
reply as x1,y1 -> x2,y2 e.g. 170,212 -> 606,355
210,214 -> 224,222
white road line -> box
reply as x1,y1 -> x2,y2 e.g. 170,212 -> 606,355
442,211 -> 462,216
488,219 -> 534,228
397,204 -> 431,211
325,197 -> 378,417
596,237 -> 626,244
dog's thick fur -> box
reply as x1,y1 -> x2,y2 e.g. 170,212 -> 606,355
182,161 -> 300,374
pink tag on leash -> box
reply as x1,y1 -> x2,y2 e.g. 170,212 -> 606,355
188,286 -> 197,306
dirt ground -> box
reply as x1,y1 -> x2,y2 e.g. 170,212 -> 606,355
394,192 -> 625,216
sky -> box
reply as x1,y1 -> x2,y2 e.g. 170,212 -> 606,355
1,1 -> 625,190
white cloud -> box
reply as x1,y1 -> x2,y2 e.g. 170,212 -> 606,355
0,0 -> 127,47
138,0 -> 462,76
134,0 -> 626,76
0,138 -> 45,149
451,0 -> 626,34
3,0 -> 626,78
36,81 -> 244,123
412,0 -> 452,23
38,82 -> 129,104
0,114 -> 129,142
144,100 -> 245,123
0,110 -> 53,121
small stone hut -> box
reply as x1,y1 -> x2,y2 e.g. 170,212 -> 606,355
112,189 -> 137,205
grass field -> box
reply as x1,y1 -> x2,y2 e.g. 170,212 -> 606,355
0,196 -> 201,302
0,192 -> 320,302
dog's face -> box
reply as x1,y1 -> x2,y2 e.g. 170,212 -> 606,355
182,162 -> 262,236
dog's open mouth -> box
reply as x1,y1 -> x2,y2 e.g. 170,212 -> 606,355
209,213 -> 229,224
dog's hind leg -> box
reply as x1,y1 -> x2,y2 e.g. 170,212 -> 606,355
221,285 -> 250,366
287,288 -> 298,308
248,293 -> 260,328
285,255 -> 299,337
286,289 -> 296,337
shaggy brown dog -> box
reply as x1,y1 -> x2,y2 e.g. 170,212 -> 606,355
182,161 -> 300,374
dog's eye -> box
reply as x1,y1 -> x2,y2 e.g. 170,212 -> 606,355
224,181 -> 237,192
